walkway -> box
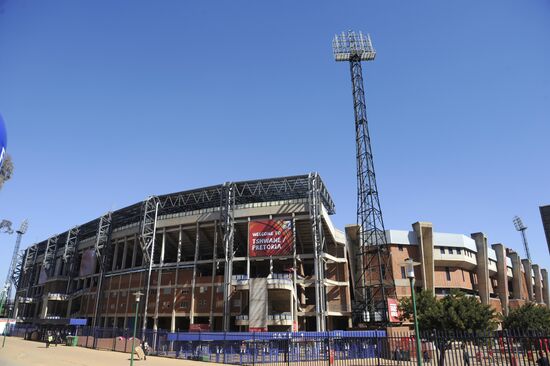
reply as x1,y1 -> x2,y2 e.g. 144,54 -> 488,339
0,337 -> 220,366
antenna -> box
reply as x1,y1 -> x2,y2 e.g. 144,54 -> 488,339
333,31 -> 396,326
513,216 -> 531,261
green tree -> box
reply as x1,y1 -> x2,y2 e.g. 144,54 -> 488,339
503,303 -> 550,333
399,289 -> 497,365
0,154 -> 14,189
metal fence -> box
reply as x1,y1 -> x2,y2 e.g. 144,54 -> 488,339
8,325 -> 550,366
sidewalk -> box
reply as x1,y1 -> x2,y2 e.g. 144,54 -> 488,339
0,337 -> 221,366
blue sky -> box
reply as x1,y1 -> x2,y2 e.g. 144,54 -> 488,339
0,0 -> 549,284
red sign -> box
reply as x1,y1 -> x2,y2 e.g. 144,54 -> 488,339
249,327 -> 268,332
189,324 -> 210,332
248,220 -> 293,257
387,298 -> 401,323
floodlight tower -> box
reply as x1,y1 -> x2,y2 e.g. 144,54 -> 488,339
0,220 -> 28,316
333,31 -> 396,326
513,216 -> 531,261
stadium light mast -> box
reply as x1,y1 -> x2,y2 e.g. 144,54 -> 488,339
513,216 -> 531,261
0,220 -> 28,316
333,31 -> 396,326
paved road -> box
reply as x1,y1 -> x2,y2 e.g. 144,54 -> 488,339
0,337 -> 221,366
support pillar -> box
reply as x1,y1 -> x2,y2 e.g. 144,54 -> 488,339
39,296 -> 48,319
412,222 -> 434,294
190,223 -> 200,325
491,244 -> 509,315
533,264 -> 543,303
542,269 -> 549,308
522,259 -> 534,302
509,251 -> 522,300
471,233 -> 490,305
153,228 -> 166,346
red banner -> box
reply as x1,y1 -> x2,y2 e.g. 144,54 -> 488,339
248,220 -> 293,257
189,324 -> 210,332
249,327 -> 268,332
387,298 -> 401,323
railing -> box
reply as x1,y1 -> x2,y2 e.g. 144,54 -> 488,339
8,324 -> 550,366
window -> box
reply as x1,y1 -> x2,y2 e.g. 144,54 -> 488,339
199,299 -> 207,307
162,288 -> 171,295
200,287 -> 207,294
440,248 -> 445,254
398,245 -> 404,252
401,267 -> 406,279
445,267 -> 451,281
448,248 -> 454,255
456,249 -> 462,255
179,301 -> 189,309
181,288 -> 189,295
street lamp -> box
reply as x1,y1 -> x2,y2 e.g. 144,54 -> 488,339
130,291 -> 143,366
402,258 -> 422,366
2,303 -> 13,348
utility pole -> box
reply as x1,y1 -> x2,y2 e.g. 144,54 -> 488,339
333,31 -> 396,326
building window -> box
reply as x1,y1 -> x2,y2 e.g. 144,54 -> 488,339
179,301 -> 189,309
401,267 -> 406,279
181,288 -> 189,295
456,249 -> 462,255
440,248 -> 445,254
398,245 -> 404,251
448,248 -> 454,255
199,299 -> 207,307
445,267 -> 451,281
200,287 -> 207,293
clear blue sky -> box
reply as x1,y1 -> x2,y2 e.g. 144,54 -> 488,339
1,0 -> 549,284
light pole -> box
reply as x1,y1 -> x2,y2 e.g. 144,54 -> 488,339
403,258 -> 422,366
2,303 -> 13,348
130,291 -> 143,366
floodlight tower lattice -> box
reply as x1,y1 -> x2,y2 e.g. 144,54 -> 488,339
513,216 -> 531,261
0,220 -> 28,316
333,31 -> 396,326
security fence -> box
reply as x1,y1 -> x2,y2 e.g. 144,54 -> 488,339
7,324 -> 550,366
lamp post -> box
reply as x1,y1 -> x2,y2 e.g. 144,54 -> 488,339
2,303 -> 13,348
403,258 -> 422,366
130,291 -> 143,366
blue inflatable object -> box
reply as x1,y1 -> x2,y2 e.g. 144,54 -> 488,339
0,114 -> 6,169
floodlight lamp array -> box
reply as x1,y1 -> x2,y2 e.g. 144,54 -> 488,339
332,31 -> 376,62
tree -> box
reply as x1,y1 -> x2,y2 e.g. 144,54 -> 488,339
503,303 -> 550,333
0,153 -> 14,189
399,289 -> 497,365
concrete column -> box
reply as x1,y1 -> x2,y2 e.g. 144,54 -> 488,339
533,264 -> 543,303
522,259 -> 534,301
542,269 -> 550,308
111,241 -> 119,271
39,296 -> 48,319
190,224 -> 200,325
209,222 -> 218,329
131,235 -> 138,267
471,233 -> 490,305
412,222 -> 434,294
153,229 -> 166,332
121,238 -> 128,270
491,244 -> 509,315
509,251 -> 523,300
172,225 -> 182,333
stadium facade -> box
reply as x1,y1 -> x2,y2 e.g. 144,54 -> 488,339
13,174 -> 549,332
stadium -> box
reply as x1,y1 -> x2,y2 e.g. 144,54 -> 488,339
14,173 -> 352,333
12,172 -> 549,335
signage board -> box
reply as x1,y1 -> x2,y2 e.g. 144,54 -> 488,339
189,323 -> 210,332
248,220 -> 293,257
